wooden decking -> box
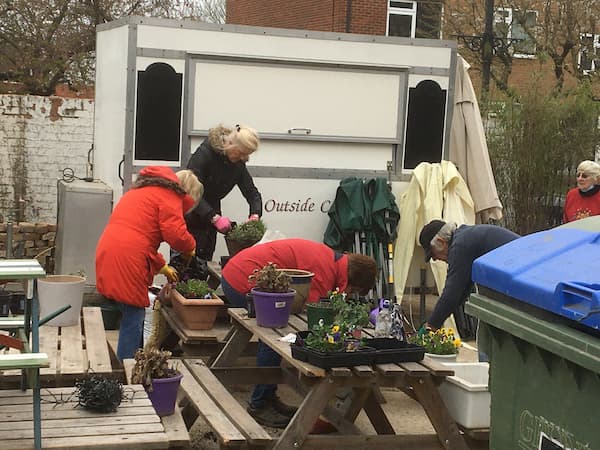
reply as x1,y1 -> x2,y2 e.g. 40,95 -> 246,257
0,385 -> 170,449
0,307 -> 117,387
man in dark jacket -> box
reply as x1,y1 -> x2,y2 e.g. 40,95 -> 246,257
186,124 -> 262,261
419,220 -> 520,330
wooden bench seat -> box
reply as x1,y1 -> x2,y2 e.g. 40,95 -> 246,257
0,307 -> 114,388
179,359 -> 272,448
0,353 -> 49,370
122,359 -> 190,449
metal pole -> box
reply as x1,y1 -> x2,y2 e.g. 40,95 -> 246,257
6,221 -> 12,258
481,0 -> 495,98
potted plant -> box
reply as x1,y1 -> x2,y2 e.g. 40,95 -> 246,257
278,269 -> 314,314
171,279 -> 224,330
131,348 -> 182,416
249,262 -> 295,328
408,327 -> 462,361
329,289 -> 371,338
225,219 -> 266,256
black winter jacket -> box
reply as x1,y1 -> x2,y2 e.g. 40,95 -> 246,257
186,128 -> 262,226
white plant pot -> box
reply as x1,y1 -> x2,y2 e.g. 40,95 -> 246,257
438,362 -> 490,429
425,352 -> 458,362
38,275 -> 86,327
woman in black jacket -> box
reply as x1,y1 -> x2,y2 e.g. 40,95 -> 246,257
186,124 -> 262,261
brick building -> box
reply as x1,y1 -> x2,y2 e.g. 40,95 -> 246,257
227,0 -> 599,95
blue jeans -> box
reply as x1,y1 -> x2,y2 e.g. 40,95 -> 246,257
221,276 -> 248,308
116,302 -> 145,361
250,341 -> 282,408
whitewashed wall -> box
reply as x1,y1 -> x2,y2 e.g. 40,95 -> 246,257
0,94 -> 94,222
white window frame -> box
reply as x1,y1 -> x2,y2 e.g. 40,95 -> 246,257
494,7 -> 537,59
579,33 -> 600,74
386,1 -> 417,38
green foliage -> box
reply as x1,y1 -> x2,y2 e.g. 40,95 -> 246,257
486,84 -> 600,234
408,328 -> 460,355
131,348 -> 179,390
226,219 -> 266,243
305,322 -> 347,352
304,289 -> 371,352
175,279 -> 213,299
328,289 -> 371,329
249,262 -> 291,293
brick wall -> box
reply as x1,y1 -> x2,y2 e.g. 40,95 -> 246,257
227,0 -> 386,34
0,95 -> 94,224
227,0 -> 343,32
0,222 -> 56,271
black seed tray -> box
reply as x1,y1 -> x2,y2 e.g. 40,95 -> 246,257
291,344 -> 377,369
364,338 -> 425,363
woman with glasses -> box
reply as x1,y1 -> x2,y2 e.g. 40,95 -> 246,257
563,160 -> 600,223
185,124 -> 262,261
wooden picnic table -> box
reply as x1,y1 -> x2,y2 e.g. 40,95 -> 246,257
0,384 -> 173,449
210,307 -> 469,450
1,307 -> 116,388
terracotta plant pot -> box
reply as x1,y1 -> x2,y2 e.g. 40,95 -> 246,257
171,289 -> 224,330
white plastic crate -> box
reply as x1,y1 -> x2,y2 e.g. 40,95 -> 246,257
438,362 -> 490,429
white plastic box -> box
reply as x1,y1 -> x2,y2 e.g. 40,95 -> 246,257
437,362 -> 490,429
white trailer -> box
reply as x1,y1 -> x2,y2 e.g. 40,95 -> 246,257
93,16 -> 457,264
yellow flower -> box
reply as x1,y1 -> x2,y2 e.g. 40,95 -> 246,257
331,325 -> 340,333
328,335 -> 334,344
447,328 -> 455,335
454,338 -> 462,347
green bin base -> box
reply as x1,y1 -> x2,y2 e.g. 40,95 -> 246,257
467,292 -> 600,450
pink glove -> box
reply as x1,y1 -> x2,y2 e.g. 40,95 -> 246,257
248,214 -> 260,221
212,214 -> 232,234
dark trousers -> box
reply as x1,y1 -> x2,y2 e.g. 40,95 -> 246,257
187,221 -> 217,261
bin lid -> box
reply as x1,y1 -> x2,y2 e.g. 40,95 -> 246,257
467,293 -> 600,374
472,227 -> 600,331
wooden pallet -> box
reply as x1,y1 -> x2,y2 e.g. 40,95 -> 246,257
0,385 -> 169,449
0,307 -> 114,387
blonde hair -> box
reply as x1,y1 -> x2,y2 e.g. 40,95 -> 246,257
231,124 -> 260,154
577,160 -> 600,183
176,170 -> 203,202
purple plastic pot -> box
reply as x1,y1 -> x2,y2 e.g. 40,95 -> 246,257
146,372 -> 183,416
251,288 -> 295,328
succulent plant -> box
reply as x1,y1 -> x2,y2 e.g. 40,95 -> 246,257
248,262 -> 291,293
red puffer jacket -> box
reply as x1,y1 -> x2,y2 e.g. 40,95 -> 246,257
96,166 -> 195,308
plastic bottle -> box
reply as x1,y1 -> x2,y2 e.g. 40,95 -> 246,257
374,299 -> 392,337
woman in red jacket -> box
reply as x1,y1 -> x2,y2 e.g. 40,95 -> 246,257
563,160 -> 600,223
96,166 -> 199,360
221,238 -> 377,428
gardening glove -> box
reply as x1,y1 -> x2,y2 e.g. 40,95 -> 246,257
417,322 -> 432,337
159,265 -> 179,283
211,214 -> 232,234
247,214 -> 260,222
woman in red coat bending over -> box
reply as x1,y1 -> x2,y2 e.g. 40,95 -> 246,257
96,166 -> 199,360
563,160 -> 600,223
